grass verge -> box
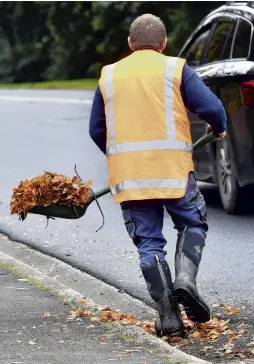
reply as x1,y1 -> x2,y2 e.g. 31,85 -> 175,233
0,79 -> 98,90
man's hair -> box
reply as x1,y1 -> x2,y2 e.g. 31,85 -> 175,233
129,14 -> 166,51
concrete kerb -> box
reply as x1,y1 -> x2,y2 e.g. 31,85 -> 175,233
0,236 -> 212,364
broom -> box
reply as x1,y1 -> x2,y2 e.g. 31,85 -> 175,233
25,131 -> 216,224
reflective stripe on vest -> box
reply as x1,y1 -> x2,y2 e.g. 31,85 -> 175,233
103,57 -> 193,157
111,178 -> 188,196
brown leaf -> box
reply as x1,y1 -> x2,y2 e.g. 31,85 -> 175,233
80,311 -> 92,317
111,311 -> 121,321
10,172 -> 92,217
100,312 -> 112,321
99,338 -> 105,343
123,315 -> 137,325
76,300 -> 86,305
229,332 -> 238,340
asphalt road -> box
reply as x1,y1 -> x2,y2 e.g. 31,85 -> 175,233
0,89 -> 253,315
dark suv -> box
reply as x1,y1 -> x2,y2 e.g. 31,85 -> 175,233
178,1 -> 254,214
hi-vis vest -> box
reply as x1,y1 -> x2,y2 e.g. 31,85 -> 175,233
99,50 -> 194,204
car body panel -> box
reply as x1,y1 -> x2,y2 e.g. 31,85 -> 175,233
179,3 -> 254,188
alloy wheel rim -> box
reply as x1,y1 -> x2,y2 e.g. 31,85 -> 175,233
218,140 -> 232,201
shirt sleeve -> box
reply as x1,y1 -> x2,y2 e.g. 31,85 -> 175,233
89,86 -> 107,155
181,64 -> 227,133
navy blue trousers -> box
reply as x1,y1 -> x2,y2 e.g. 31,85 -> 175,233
121,173 -> 208,268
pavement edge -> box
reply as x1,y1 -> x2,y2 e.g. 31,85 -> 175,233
0,237 -> 212,364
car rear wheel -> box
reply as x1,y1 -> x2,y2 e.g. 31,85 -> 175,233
216,138 -> 240,214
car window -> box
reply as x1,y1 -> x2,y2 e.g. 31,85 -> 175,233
232,19 -> 252,59
182,29 -> 211,67
221,24 -> 235,60
205,22 -> 233,63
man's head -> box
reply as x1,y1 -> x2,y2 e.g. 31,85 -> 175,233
128,14 -> 167,53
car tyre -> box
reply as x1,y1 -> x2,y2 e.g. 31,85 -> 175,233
216,137 -> 240,214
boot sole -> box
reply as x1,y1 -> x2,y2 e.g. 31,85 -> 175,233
173,288 -> 210,323
155,319 -> 185,338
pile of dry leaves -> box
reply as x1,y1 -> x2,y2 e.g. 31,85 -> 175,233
10,171 -> 92,218
65,303 -> 254,361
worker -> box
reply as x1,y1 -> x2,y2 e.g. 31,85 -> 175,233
89,14 -> 227,338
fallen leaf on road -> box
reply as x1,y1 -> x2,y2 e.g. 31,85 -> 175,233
111,311 -> 121,321
224,307 -> 241,315
42,312 -> 51,318
68,310 -> 81,319
100,311 -> 113,321
192,331 -> 202,338
247,341 -> 254,347
122,315 -> 137,325
76,300 -> 86,305
229,332 -> 239,340
79,311 -> 92,317
225,349 -> 233,354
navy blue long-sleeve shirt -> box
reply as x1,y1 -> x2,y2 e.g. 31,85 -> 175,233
89,64 -> 227,154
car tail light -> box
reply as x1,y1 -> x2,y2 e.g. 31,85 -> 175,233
240,80 -> 254,109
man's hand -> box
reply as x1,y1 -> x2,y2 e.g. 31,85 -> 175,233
206,124 -> 226,141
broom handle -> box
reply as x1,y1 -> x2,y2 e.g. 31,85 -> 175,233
193,131 -> 216,151
94,131 -> 217,199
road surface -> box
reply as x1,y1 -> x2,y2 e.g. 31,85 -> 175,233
0,89 -> 253,314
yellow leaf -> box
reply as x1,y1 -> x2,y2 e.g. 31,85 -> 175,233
192,331 -> 201,338
42,312 -> 51,318
225,349 -> 233,354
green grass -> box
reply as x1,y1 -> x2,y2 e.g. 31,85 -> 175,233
0,79 -> 98,90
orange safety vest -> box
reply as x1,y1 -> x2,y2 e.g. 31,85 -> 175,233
99,50 -> 194,204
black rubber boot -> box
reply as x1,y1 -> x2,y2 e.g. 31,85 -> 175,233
142,256 -> 185,338
173,229 -> 210,323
